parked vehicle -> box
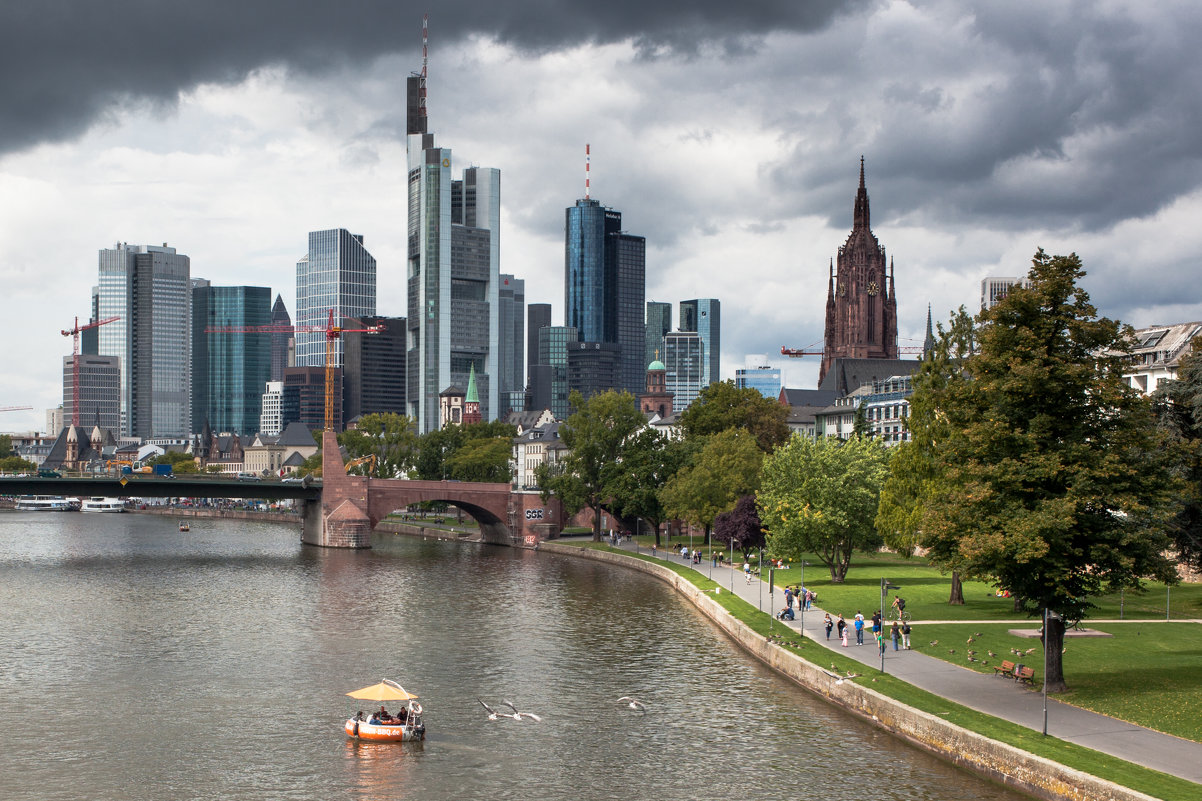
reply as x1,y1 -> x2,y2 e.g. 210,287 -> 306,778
236,471 -> 262,481
37,469 -> 61,478
153,464 -> 174,477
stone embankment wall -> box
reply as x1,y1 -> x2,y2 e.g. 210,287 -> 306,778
130,507 -> 300,523
375,520 -> 473,542
541,543 -> 1158,801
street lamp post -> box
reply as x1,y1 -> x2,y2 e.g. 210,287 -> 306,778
1042,607 -> 1049,736
758,548 -> 763,611
729,538 -> 734,594
880,578 -> 900,674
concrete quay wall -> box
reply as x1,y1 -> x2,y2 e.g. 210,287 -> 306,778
541,543 -> 1158,801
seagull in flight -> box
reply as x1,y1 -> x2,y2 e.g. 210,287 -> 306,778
478,698 -> 517,721
821,669 -> 860,685
502,700 -> 542,722
617,696 -> 646,712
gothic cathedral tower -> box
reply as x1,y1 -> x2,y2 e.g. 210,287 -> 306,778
819,158 -> 898,385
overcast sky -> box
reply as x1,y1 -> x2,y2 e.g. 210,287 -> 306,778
4,0 -> 1202,433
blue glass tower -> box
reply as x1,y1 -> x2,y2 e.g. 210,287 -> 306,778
192,284 -> 272,435
295,229 -> 377,370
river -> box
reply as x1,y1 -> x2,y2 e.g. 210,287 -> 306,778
0,512 -> 1027,800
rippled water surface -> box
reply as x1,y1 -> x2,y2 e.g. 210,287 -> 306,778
0,512 -> 1027,800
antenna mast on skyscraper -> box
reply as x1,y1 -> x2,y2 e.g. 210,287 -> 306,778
420,13 -> 428,120
585,143 -> 590,200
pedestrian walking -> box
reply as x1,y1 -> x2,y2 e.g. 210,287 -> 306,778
651,543 -> 657,558
902,621 -> 912,650
838,615 -> 849,647
871,610 -> 882,646
744,562 -> 752,584
823,613 -> 833,640
784,587 -> 793,610
854,611 -> 864,645
890,620 -> 901,651
805,589 -> 813,611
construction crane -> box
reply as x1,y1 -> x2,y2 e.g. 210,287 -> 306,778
61,315 -> 119,426
780,344 -> 925,358
0,406 -> 33,413
206,309 -> 383,431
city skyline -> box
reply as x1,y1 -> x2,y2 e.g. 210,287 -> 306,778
4,3 -> 1202,431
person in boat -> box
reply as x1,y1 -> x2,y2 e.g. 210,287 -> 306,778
398,707 -> 408,724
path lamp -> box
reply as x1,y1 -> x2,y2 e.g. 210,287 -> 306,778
758,547 -> 763,611
729,537 -> 735,594
798,559 -> 809,638
1042,607 -> 1050,736
880,578 -> 900,674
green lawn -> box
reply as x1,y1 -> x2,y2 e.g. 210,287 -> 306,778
562,540 -> 1202,801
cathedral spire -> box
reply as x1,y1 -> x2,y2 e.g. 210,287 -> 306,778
853,156 -> 870,230
827,258 -> 835,298
923,303 -> 936,358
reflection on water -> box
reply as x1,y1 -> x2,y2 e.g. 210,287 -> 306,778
0,511 -> 1027,800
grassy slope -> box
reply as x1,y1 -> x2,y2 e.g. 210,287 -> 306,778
568,540 -> 1202,801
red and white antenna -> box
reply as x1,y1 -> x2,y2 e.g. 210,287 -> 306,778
585,143 -> 591,200
420,13 -> 428,118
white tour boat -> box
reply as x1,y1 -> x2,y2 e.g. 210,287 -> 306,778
80,497 -> 126,513
14,496 -> 74,511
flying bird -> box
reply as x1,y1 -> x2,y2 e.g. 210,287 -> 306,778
502,700 -> 542,722
478,698 -> 509,721
617,696 -> 646,712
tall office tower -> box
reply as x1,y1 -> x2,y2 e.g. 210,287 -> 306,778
295,229 -> 376,370
981,276 -> 1032,310
820,158 -> 898,385
284,366 -> 342,431
679,298 -> 721,388
735,357 -> 782,400
62,355 -> 120,432
498,274 -> 525,417
269,294 -> 292,381
664,330 -> 703,410
525,304 -> 552,409
192,284 -> 272,435
405,30 -> 501,432
539,325 -> 578,420
343,315 -> 407,422
81,288 -> 100,355
259,380 -> 300,437
96,242 -> 192,438
645,301 -> 672,369
567,341 -> 621,402
564,197 -> 646,396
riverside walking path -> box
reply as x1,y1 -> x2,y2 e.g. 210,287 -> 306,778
623,540 -> 1202,785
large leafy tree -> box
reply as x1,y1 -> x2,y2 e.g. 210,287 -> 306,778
339,413 -> 418,478
538,390 -> 645,541
606,428 -> 690,546
678,380 -> 790,452
921,250 -> 1178,692
659,428 -> 763,543
446,437 -> 513,483
760,434 -> 888,582
413,420 -> 516,482
1153,338 -> 1202,571
713,494 -> 766,560
876,308 -> 976,603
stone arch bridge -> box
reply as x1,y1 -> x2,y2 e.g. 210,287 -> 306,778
305,432 -> 562,548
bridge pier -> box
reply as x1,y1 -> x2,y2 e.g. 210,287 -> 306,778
305,430 -> 372,549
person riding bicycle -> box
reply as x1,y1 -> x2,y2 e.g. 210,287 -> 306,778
891,595 -> 906,618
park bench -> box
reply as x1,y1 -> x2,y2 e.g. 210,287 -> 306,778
992,660 -> 1016,677
1015,665 -> 1036,686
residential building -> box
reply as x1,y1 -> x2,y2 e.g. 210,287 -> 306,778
679,298 -> 720,389
664,330 -> 703,410
343,315 -> 406,422
861,374 -> 915,445
62,354 -> 120,433
295,229 -> 376,371
821,159 -> 898,385
192,284 -> 272,436
405,60 -> 501,432
498,274 -> 525,417
96,242 -> 192,437
1116,322 -> 1202,394
512,420 -> 565,490
778,388 -> 838,438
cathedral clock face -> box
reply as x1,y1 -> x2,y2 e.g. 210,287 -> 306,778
867,280 -> 880,296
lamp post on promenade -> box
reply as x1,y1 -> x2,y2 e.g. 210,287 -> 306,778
880,578 -> 900,674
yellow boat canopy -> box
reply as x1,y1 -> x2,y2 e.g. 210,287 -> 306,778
345,679 -> 418,702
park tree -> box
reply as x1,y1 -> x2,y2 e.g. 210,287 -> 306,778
0,455 -> 35,472
413,420 -> 515,482
338,413 -> 418,478
606,427 -> 690,546
538,390 -> 645,541
446,436 -> 513,483
659,428 -> 763,543
760,434 -> 888,582
920,250 -> 1178,692
1153,338 -> 1202,571
0,434 -> 13,455
678,380 -> 790,452
713,494 -> 766,560
875,308 -> 976,604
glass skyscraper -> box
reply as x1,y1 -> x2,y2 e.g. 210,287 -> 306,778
498,274 -> 525,417
680,298 -> 721,388
565,199 -> 645,396
539,325 -> 578,421
269,294 -> 292,381
96,242 -> 192,438
735,365 -> 782,400
192,284 -> 272,435
664,330 -> 703,410
295,229 -> 376,370
645,301 -> 672,369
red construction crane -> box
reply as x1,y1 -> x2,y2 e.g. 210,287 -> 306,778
206,309 -> 383,431
61,316 -> 119,426
780,344 -> 925,358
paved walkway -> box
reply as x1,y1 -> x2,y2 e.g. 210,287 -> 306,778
626,541 -> 1202,785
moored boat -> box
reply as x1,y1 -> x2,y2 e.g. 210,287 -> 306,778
14,496 -> 73,511
344,679 -> 425,742
81,497 -> 125,513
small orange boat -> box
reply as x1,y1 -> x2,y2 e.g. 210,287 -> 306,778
344,679 -> 425,742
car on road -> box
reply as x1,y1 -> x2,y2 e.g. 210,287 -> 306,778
236,471 -> 262,481
281,476 -> 305,484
